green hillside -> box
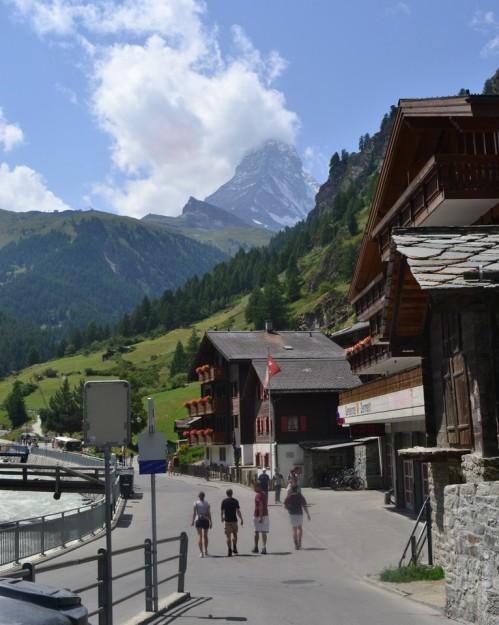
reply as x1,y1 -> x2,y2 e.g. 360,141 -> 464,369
177,226 -> 272,255
0,296 -> 249,437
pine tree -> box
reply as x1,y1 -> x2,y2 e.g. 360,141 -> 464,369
186,329 -> 200,370
5,381 -> 28,428
41,378 -> 80,434
286,257 -> 301,302
170,341 -> 188,377
245,287 -> 265,328
26,347 -> 40,366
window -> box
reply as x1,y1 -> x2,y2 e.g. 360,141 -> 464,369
264,453 -> 270,468
219,447 -> 226,462
231,381 -> 239,398
233,414 -> 239,429
280,416 -> 307,432
255,452 -> 262,468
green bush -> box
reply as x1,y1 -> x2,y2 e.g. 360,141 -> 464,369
44,367 -> 58,378
380,564 -> 444,583
169,373 -> 188,389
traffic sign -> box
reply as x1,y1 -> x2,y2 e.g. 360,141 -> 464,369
138,431 -> 166,475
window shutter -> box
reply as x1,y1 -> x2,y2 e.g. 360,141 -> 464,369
281,416 -> 288,432
300,415 -> 307,432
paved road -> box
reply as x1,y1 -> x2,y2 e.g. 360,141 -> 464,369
37,470 -> 447,625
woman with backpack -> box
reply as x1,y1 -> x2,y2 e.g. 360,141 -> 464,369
191,491 -> 212,557
284,485 -> 311,550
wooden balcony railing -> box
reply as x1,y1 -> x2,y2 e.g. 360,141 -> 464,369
339,366 -> 422,404
196,366 -> 224,383
374,153 -> 499,256
352,273 -> 385,320
185,399 -> 218,419
347,343 -> 390,373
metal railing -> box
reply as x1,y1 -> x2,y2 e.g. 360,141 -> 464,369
398,496 -> 433,567
30,446 -> 104,467
179,462 -> 233,482
13,532 -> 188,625
0,468 -> 120,567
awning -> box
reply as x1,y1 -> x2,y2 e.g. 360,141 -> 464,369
308,436 -> 379,452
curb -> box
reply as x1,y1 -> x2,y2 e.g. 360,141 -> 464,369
121,591 -> 191,625
363,574 -> 445,613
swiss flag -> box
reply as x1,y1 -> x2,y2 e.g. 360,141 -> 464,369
264,355 -> 281,389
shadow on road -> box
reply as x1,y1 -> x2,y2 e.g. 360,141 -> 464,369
146,596 -> 248,624
116,513 -> 133,528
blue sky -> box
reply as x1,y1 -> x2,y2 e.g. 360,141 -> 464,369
0,0 -> 498,218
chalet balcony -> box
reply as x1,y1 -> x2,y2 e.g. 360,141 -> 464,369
351,274 -> 385,322
184,397 -> 218,419
347,341 -> 421,376
181,428 -> 227,446
374,153 -> 499,259
195,365 -> 224,383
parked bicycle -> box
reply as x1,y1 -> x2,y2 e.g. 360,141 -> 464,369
329,468 -> 364,490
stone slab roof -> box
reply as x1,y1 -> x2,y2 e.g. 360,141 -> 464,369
205,331 -> 344,360
251,358 -> 360,392
392,226 -> 499,290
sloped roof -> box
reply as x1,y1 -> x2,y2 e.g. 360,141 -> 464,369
251,358 -> 360,392
391,226 -> 499,290
205,331 -> 344,360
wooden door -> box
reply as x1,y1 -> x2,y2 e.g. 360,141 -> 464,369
441,312 -> 474,447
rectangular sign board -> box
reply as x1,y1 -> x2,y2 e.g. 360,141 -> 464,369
83,380 -> 131,447
138,431 -> 166,474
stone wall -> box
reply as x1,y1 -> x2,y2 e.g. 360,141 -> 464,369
353,442 -> 382,489
443,479 -> 499,625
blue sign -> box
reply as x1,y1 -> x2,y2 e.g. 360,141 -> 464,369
139,459 -> 167,475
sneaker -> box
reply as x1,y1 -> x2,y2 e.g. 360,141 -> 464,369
232,545 -> 238,555
251,547 -> 259,554
261,548 -> 267,555
199,553 -> 204,558
204,552 -> 209,557
227,548 -> 232,557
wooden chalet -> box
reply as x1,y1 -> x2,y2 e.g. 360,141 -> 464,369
177,330 -> 361,484
338,94 -> 499,512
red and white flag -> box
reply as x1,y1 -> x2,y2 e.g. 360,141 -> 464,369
264,354 -> 281,389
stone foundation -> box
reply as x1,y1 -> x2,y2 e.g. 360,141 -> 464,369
430,455 -> 499,625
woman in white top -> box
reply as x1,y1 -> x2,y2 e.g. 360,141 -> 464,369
191,491 -> 212,557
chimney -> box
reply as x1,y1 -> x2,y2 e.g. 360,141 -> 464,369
265,320 -> 273,333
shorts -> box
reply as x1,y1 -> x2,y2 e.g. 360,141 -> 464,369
289,514 -> 303,529
195,518 -> 210,530
253,516 -> 269,533
224,521 -> 238,536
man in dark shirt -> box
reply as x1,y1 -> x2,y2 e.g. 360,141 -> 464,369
221,489 -> 243,557
257,469 -> 270,502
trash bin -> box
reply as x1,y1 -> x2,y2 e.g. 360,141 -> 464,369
119,470 -> 134,498
0,578 -> 88,625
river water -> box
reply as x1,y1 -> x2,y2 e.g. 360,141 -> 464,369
0,489 -> 87,523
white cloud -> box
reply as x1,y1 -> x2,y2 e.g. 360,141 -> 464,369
0,162 -> 71,212
385,2 -> 411,17
0,108 -> 24,152
471,10 -> 499,57
8,0 -> 298,218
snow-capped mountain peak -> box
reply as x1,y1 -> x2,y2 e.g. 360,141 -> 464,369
205,140 -> 318,231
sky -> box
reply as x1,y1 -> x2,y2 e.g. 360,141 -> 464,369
0,0 -> 498,219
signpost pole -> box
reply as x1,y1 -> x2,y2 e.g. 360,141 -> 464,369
147,398 -> 159,612
104,443 -> 113,625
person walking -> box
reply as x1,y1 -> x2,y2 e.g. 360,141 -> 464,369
252,483 -> 269,554
191,491 -> 212,557
284,485 -> 310,550
258,468 -> 270,502
273,470 -> 283,503
221,489 -> 243,557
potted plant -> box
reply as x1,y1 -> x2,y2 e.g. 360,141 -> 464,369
189,429 -> 198,445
